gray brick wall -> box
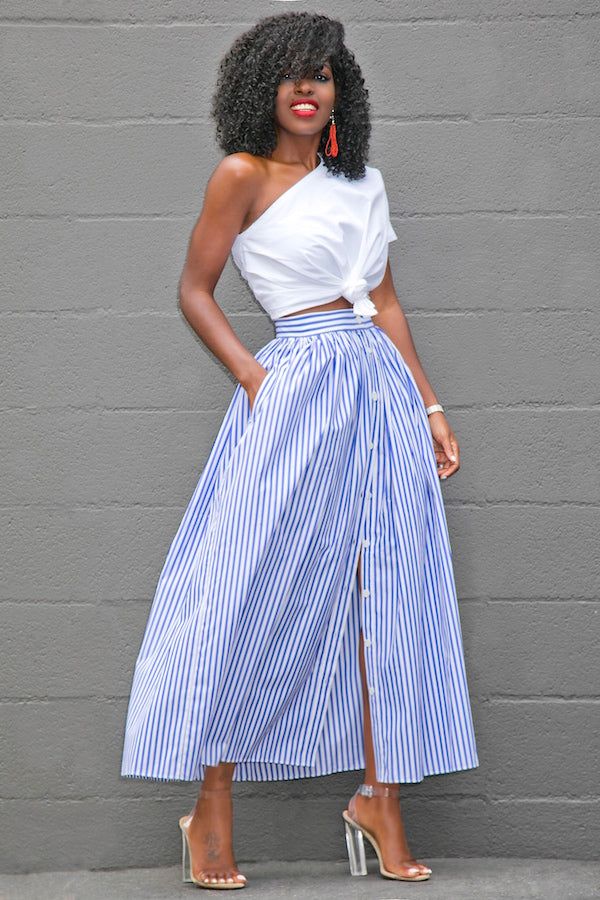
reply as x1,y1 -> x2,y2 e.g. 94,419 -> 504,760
2,0 -> 598,873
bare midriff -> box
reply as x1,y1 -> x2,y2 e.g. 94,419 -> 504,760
281,296 -> 352,318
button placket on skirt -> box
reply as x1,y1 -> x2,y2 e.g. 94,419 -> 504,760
358,335 -> 383,720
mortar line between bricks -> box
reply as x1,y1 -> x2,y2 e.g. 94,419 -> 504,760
1,597 -> 596,605
0,503 -> 189,510
0,796 -> 490,808
229,789 -> 489,802
394,209 -> 600,219
0,213 -> 195,222
4,307 -> 597,319
0,309 -> 261,319
5,793 -> 599,805
0,597 -> 154,604
0,309 -> 181,319
4,111 -> 600,126
5,795 -> 595,806
382,112 -> 600,122
4,694 -> 599,705
0,797 -> 206,806
444,500 -> 600,509
463,597 -> 600,604
1,695 -> 130,704
1,13 -> 600,25
451,403 -> 600,411
2,403 -> 599,414
3,209 -> 600,221
488,696 -> 600,703
491,797 -> 600,805
0,791 -> 492,804
2,499 -> 599,511
0,601 -> 156,607
1,306 -> 598,317
5,596 -> 598,605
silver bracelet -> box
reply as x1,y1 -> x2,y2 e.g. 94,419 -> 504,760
426,403 -> 444,416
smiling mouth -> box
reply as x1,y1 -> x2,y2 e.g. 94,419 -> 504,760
291,102 -> 319,117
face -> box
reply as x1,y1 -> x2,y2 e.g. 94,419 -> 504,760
274,62 -> 336,139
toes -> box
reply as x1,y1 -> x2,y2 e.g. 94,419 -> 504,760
408,865 -> 431,879
197,868 -> 247,886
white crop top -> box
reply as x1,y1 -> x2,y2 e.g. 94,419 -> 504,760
231,158 -> 397,320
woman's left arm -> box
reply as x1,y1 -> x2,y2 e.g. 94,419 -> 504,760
370,263 -> 460,479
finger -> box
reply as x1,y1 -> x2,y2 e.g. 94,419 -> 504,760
441,436 -> 458,467
440,459 -> 460,480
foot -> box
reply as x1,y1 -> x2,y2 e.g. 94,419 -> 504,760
348,786 -> 431,881
185,788 -> 246,888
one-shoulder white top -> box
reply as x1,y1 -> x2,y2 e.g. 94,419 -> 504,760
231,159 -> 397,320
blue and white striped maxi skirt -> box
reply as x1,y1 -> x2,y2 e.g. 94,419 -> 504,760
121,308 -> 478,783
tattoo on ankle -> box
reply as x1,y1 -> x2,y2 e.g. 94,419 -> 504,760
204,830 -> 220,860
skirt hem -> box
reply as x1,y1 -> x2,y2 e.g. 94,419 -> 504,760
120,757 -> 479,785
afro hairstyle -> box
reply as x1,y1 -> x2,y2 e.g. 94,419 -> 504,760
212,12 -> 370,180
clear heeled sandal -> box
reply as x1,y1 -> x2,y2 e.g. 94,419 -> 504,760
179,811 -> 247,891
342,784 -> 432,882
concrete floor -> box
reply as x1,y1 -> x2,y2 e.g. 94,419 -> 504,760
1,858 -> 599,900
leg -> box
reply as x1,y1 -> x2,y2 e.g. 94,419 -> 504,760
351,555 -> 431,880
185,762 -> 246,887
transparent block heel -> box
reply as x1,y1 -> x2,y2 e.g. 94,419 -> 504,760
344,818 -> 368,876
343,786 -> 432,883
181,821 -> 193,883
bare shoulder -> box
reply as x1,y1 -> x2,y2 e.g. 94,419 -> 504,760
198,153 -> 268,234
209,152 -> 268,194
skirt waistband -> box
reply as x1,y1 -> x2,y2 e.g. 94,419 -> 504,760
274,308 -> 375,337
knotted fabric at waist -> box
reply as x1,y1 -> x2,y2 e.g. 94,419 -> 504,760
274,308 -> 376,338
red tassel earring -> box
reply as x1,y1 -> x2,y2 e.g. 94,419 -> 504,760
325,109 -> 338,158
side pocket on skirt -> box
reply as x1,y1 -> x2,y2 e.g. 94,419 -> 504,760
249,368 -> 275,419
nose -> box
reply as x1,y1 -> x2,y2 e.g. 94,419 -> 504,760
293,76 -> 313,93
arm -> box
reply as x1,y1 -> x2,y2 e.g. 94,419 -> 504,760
370,263 -> 460,479
178,154 -> 268,410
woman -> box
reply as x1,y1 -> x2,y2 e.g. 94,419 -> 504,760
121,12 -> 478,890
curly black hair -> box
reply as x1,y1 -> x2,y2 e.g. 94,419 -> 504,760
212,12 -> 370,180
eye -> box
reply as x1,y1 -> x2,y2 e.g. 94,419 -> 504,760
314,70 -> 331,83
280,73 -> 294,82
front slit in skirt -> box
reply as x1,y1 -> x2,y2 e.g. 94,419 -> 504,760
121,308 -> 478,783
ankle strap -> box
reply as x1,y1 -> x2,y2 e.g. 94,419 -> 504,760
358,783 -> 399,798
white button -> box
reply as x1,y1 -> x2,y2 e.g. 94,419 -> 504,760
363,589 -> 370,598
364,638 -> 372,648
366,491 -> 372,500
371,391 -> 379,401
366,346 -> 374,354
367,441 -> 374,450
363,539 -> 370,548
368,686 -> 376,696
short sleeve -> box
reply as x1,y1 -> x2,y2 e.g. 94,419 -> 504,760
373,168 -> 397,243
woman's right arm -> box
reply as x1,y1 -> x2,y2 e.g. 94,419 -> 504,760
178,154 -> 268,409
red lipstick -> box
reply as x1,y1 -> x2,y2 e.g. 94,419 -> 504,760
290,100 -> 318,118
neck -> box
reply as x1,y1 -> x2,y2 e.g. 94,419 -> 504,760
270,133 -> 322,171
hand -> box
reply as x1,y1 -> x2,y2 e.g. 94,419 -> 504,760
428,412 -> 460,480
244,363 -> 269,412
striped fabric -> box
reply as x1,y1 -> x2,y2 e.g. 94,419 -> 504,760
121,309 -> 478,783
